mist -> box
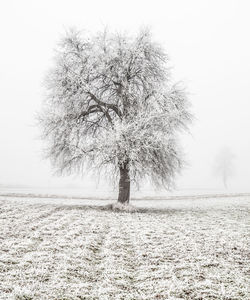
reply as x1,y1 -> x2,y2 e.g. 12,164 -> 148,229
0,0 -> 249,193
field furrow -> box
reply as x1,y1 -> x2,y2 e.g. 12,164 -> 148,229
0,196 -> 249,299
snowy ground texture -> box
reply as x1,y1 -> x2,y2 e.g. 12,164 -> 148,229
0,195 -> 249,299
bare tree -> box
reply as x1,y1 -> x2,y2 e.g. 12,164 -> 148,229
38,29 -> 192,204
213,147 -> 235,189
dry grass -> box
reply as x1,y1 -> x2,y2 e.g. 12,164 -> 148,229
0,196 -> 249,299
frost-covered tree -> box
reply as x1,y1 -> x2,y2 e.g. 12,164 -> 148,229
39,29 -> 192,204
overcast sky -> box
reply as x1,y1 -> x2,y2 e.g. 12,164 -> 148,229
0,0 -> 249,191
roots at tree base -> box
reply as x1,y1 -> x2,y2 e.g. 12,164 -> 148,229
108,202 -> 138,212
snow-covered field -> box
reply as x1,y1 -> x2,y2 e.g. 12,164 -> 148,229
0,195 -> 249,299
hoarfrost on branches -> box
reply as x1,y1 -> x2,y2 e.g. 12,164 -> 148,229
39,28 -> 192,202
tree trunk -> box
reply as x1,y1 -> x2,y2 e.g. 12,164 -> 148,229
118,165 -> 130,204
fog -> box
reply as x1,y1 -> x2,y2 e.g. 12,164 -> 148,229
0,0 -> 249,192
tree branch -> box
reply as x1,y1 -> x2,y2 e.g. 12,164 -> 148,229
87,91 -> 122,118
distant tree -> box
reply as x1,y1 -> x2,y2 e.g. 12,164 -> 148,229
38,29 -> 192,204
213,147 -> 235,189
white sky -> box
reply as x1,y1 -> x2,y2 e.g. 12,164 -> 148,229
0,0 -> 249,190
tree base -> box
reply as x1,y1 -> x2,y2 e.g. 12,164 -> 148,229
105,202 -> 138,213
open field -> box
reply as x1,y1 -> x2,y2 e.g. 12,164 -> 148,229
0,195 -> 249,299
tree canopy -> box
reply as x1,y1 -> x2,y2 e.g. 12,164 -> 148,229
39,28 -> 192,203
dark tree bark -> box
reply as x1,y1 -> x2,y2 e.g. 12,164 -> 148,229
118,165 -> 130,203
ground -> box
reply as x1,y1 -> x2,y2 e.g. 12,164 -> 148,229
0,195 -> 249,299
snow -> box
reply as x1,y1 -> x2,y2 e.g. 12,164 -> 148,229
0,195 -> 249,299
